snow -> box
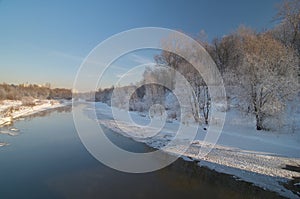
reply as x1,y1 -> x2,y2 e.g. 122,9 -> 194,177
0,130 -> 19,136
0,142 -> 8,147
0,99 -> 71,127
92,102 -> 300,198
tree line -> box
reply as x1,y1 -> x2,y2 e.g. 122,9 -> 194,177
0,83 -> 72,101
96,0 -> 300,131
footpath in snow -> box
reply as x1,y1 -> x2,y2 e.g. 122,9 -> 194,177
92,102 -> 300,198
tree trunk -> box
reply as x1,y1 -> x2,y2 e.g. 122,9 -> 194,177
256,113 -> 263,130
205,118 -> 209,125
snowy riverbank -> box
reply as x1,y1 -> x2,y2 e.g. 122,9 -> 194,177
0,99 -> 71,127
93,102 -> 300,198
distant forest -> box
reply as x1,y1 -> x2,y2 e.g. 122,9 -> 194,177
0,83 -> 72,100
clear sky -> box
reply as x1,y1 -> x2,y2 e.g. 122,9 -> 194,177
0,0 -> 281,89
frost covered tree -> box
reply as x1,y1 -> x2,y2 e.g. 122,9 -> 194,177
95,87 -> 114,104
155,33 -> 213,123
142,66 -> 172,110
172,72 -> 199,124
155,36 -> 185,90
273,0 -> 300,53
234,29 -> 299,130
272,0 -> 300,79
111,85 -> 140,109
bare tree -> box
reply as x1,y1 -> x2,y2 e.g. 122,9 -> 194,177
154,32 -> 216,123
210,35 -> 240,75
0,88 -> 6,100
200,86 -> 210,124
274,0 -> 300,53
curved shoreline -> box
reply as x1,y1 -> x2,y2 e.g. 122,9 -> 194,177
93,102 -> 300,199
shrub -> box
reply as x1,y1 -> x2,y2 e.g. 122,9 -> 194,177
21,97 -> 35,107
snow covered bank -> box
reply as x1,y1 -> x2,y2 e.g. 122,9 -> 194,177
0,142 -> 8,147
0,99 -> 71,127
93,102 -> 300,198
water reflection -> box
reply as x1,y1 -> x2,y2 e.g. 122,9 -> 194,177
0,105 -> 71,145
0,104 -> 284,199
47,112 -> 282,199
23,105 -> 72,120
47,157 -> 283,199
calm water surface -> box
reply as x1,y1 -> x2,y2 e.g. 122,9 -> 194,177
0,106 -> 283,199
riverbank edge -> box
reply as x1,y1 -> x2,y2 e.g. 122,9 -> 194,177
0,100 -> 72,127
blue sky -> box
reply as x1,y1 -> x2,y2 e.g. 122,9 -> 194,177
0,0 -> 281,89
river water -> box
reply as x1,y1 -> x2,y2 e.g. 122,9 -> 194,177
0,106 -> 283,199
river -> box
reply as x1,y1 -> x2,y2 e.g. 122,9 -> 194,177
0,105 -> 283,199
